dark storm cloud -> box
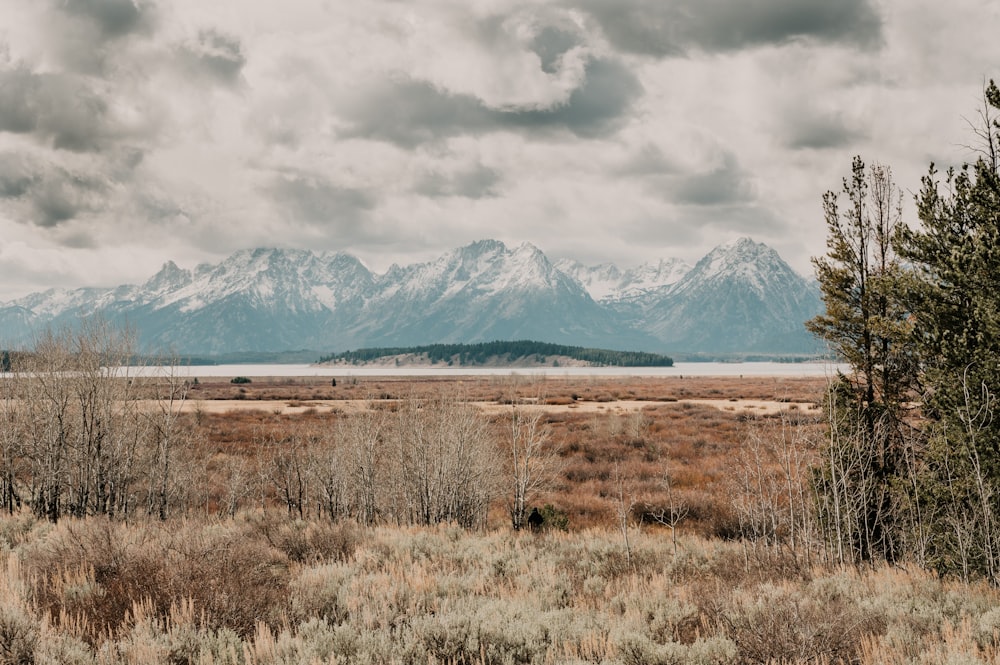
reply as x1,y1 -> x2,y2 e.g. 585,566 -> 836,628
0,153 -> 110,227
266,173 -> 376,227
0,154 -> 37,198
55,0 -> 155,39
0,65 -> 117,152
574,0 -> 882,57
781,111 -> 866,150
508,59 -> 642,135
47,0 -> 157,74
341,80 -> 490,147
530,26 -> 581,74
177,29 -> 246,85
670,154 -> 755,206
414,164 -> 501,199
31,169 -> 108,228
616,143 -> 678,177
342,58 -> 641,146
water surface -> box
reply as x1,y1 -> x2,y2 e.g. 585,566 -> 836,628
149,361 -> 847,379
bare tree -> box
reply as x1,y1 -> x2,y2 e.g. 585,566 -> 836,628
503,405 -> 559,531
731,413 -> 820,569
144,361 -> 190,520
20,328 -> 76,521
0,356 -> 26,513
612,463 -> 636,568
340,406 -> 385,525
260,428 -> 310,519
650,447 -> 688,556
2,319 -> 192,523
943,368 -> 1000,584
814,383 -> 897,566
307,425 -> 351,521
390,392 -> 498,528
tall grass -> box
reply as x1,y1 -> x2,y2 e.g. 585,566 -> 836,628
1,510 -> 999,664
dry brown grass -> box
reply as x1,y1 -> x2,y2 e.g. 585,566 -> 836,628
4,375 -> 995,663
170,377 -> 825,532
181,374 -> 827,404
2,513 -> 999,664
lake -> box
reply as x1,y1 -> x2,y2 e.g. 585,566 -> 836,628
144,361 -> 848,379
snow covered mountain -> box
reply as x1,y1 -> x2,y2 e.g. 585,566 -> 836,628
352,240 -> 651,348
636,238 -> 822,353
554,257 -> 691,303
0,239 -> 822,355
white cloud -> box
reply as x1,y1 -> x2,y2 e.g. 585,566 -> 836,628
0,0 -> 997,298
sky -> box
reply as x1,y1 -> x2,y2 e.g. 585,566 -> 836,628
0,0 -> 997,301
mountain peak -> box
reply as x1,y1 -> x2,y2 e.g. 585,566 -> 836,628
719,236 -> 757,250
698,237 -> 781,272
0,240 -> 821,355
461,239 -> 507,256
143,260 -> 193,294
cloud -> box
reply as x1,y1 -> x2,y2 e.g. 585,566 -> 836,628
616,143 -> 678,177
0,60 -> 161,153
0,154 -> 36,198
626,148 -> 755,207
265,172 -> 376,228
414,163 -> 501,199
44,0 -> 157,74
176,29 -> 246,85
506,58 -> 642,135
0,153 -> 110,228
670,153 -> 756,206
781,110 -> 867,150
340,79 -> 485,148
31,170 -> 107,228
56,0 -> 155,39
529,25 -> 582,75
574,0 -> 882,56
341,57 -> 641,146
0,66 -> 109,151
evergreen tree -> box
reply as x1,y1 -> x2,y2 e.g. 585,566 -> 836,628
895,79 -> 1000,580
808,157 -> 915,563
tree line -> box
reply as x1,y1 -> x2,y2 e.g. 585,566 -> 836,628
255,394 -> 559,531
320,340 -> 674,367
0,324 -> 562,530
0,320 -> 188,521
809,80 -> 1000,581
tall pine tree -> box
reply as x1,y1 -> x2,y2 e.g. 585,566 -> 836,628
895,79 -> 1000,580
808,157 -> 914,563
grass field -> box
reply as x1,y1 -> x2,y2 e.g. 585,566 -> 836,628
4,375 -> 998,663
177,374 -> 825,531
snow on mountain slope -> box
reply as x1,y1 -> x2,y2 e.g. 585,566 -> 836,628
556,257 -> 691,302
353,240 -> 650,349
0,239 -> 822,355
151,248 -> 374,315
641,238 -> 822,353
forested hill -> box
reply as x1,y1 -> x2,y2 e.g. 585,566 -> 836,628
319,341 -> 674,367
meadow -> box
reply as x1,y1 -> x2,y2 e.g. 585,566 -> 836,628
3,374 -> 1000,664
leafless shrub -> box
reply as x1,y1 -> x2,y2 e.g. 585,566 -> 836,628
713,581 -> 886,664
0,605 -> 37,665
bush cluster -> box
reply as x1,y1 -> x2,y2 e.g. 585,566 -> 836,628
1,512 -> 999,664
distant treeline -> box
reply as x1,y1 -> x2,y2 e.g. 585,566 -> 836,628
133,350 -> 321,366
319,340 -> 674,367
1,349 -> 322,369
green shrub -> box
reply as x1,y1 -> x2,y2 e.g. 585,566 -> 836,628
539,504 -> 570,532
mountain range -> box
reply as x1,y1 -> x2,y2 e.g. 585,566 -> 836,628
0,238 -> 823,356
